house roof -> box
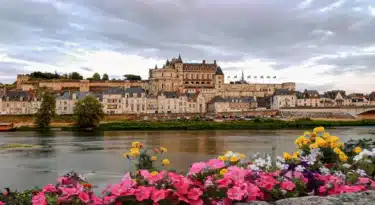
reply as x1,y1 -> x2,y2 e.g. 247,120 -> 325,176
273,89 -> 292,96
215,66 -> 224,75
125,87 -> 144,94
162,92 -> 178,98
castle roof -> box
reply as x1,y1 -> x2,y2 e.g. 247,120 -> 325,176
273,89 -> 293,96
215,66 -> 224,75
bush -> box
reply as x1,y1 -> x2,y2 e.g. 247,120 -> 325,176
35,92 -> 56,129
73,95 -> 104,128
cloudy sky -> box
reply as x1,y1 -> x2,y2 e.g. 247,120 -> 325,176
1,0 -> 375,93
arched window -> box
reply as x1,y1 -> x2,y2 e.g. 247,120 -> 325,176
185,81 -> 189,84
196,82 -> 199,84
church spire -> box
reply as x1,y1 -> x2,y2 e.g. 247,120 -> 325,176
241,70 -> 245,82
155,64 -> 158,69
178,53 -> 182,61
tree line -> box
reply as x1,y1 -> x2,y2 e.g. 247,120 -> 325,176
28,71 -> 142,81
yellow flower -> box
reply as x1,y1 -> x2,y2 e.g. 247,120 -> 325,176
220,168 -> 228,175
322,132 -> 330,138
130,148 -> 140,157
295,136 -> 306,146
225,151 -> 233,155
160,147 -> 168,153
292,152 -> 299,160
123,153 -> 130,158
326,136 -> 339,143
240,154 -> 246,159
217,156 -> 225,161
309,143 -> 319,149
283,152 -> 292,161
132,179 -> 137,183
162,159 -> 170,165
304,131 -> 311,136
330,143 -> 339,149
313,126 -> 325,133
339,153 -> 348,162
333,147 -> 342,154
223,156 -> 229,161
151,156 -> 157,161
132,141 -> 141,148
151,171 -> 159,176
230,156 -> 240,163
315,137 -> 327,147
353,147 -> 362,154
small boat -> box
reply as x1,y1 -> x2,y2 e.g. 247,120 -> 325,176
0,123 -> 15,131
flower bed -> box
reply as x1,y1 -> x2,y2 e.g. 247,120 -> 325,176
1,127 -> 375,205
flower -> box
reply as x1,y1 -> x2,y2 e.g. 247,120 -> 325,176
313,126 -> 325,133
78,192 -> 90,204
151,156 -> 157,161
292,152 -> 299,160
123,153 -> 131,159
339,153 -> 348,162
283,152 -> 292,160
281,181 -> 296,191
227,186 -> 246,201
240,154 -> 246,159
189,162 -> 207,174
295,165 -> 305,172
160,147 -> 167,153
230,156 -> 239,163
32,192 -> 47,205
162,159 -> 170,165
356,169 -> 367,177
151,171 -> 159,176
132,141 -> 141,148
220,168 -> 228,175
353,147 -> 362,154
130,148 -> 140,157
315,137 -> 326,147
309,143 -> 319,149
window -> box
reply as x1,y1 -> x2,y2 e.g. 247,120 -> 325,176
64,101 -> 67,105
64,107 -> 67,111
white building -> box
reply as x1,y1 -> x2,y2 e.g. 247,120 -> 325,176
271,89 -> 296,110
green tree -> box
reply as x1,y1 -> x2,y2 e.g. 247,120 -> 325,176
35,92 -> 56,129
123,74 -> 141,81
73,95 -> 104,128
92,73 -> 101,80
102,73 -> 109,80
70,72 -> 83,80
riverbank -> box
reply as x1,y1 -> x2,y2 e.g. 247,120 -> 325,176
11,118 -> 375,131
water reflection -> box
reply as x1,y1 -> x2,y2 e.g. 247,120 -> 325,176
0,127 -> 374,190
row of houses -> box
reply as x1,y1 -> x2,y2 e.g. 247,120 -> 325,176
271,89 -> 375,110
0,87 -> 259,115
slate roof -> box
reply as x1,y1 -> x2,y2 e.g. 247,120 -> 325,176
209,96 -> 256,103
2,91 -> 31,101
162,92 -> 178,98
56,91 -> 72,100
273,89 -> 292,96
103,87 -> 124,95
303,90 -> 320,98
215,66 -> 224,75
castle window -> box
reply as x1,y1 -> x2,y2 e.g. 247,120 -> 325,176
196,82 -> 199,84
185,81 -> 188,84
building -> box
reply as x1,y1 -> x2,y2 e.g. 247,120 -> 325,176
122,87 -> 147,114
296,89 -> 320,107
322,90 -> 351,107
56,91 -> 77,115
207,96 -> 257,113
0,91 -> 40,115
271,89 -> 296,110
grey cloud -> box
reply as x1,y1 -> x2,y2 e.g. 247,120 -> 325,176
296,83 -> 335,92
316,54 -> 375,74
0,0 -> 375,87
0,62 -> 29,83
80,67 -> 93,72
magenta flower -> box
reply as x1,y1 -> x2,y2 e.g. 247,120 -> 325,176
91,194 -> 103,205
135,186 -> 152,201
151,188 -> 168,203
189,162 -> 207,174
60,187 -> 79,196
216,176 -> 232,188
358,177 -> 370,184
0,201 -> 4,205
42,184 -> 57,193
32,192 -> 47,205
246,183 -> 263,201
206,159 -> 225,169
281,180 -> 296,191
187,187 -> 203,201
227,186 -> 246,201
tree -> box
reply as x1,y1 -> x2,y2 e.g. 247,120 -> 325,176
102,73 -> 109,80
123,74 -> 141,81
92,73 -> 101,80
73,95 -> 104,128
70,72 -> 83,80
35,92 -> 56,129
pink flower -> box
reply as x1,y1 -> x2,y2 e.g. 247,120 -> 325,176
32,192 -> 47,205
216,176 -> 232,188
135,186 -> 152,201
151,188 -> 168,203
0,201 -> 4,205
187,188 -> 203,201
110,183 -> 134,196
139,170 -> 164,184
103,195 -> 117,204
42,184 -> 57,193
60,187 -> 79,196
78,192 -> 90,204
121,172 -> 136,188
358,177 -> 370,184
91,194 -> 103,205
371,180 -> 375,188
174,178 -> 191,195
206,159 -> 225,169
281,180 -> 296,191
227,166 -> 246,181
293,171 -> 303,179
227,186 -> 246,201
246,183 -> 263,201
189,162 -> 207,174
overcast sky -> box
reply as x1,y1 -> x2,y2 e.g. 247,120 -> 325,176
1,0 -> 375,93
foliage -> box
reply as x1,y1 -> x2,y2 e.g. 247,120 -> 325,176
35,92 -> 56,129
70,72 -> 83,80
30,71 -> 61,80
124,74 -> 142,81
73,95 -> 104,128
102,73 -> 109,81
2,127 -> 375,205
92,73 -> 101,80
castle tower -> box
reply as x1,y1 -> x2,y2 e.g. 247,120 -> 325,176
214,66 -> 224,90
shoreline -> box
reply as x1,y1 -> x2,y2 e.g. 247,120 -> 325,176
9,118 -> 375,132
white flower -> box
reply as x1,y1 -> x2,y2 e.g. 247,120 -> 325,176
334,171 -> 346,179
254,158 -> 266,168
342,163 -> 351,169
295,165 -> 305,172
319,167 -> 330,175
281,189 -> 287,195
248,164 -> 260,172
356,169 -> 367,177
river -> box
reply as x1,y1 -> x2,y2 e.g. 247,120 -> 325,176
0,127 -> 374,191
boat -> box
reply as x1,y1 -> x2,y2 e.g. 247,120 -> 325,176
0,123 -> 15,131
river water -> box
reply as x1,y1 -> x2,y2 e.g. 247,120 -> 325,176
0,127 -> 375,191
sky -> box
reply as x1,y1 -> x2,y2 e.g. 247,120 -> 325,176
0,0 -> 375,93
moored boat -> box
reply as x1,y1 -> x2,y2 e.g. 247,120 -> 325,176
0,123 -> 15,131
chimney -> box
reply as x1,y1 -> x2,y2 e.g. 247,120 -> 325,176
214,60 -> 216,64
202,60 -> 206,64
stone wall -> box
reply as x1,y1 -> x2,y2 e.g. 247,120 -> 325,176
237,190 -> 375,205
